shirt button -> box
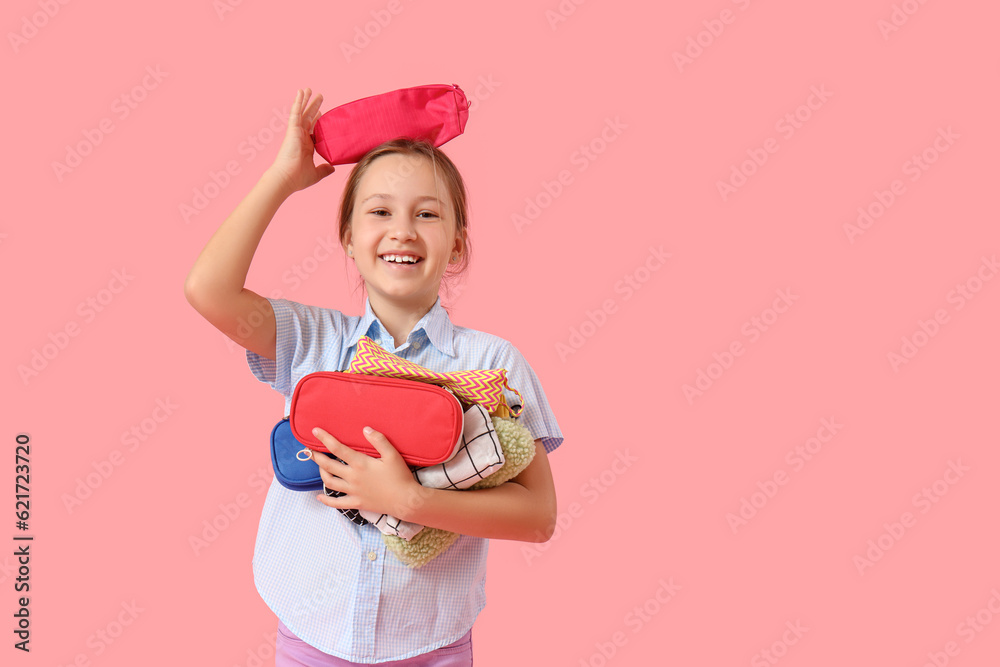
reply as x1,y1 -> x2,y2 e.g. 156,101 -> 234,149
412,340 -> 422,349
367,551 -> 377,561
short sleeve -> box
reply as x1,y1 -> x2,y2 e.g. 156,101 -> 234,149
245,298 -> 349,398
495,341 -> 563,453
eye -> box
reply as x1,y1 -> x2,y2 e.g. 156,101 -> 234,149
369,209 -> 390,217
418,211 -> 440,219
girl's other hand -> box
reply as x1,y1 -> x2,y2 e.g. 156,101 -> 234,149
268,88 -> 336,194
311,426 -> 426,519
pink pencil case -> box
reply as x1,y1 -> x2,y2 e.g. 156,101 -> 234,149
311,84 -> 470,166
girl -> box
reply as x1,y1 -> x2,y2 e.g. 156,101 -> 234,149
184,88 -> 564,666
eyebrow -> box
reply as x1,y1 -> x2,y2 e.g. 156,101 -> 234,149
360,194 -> 441,205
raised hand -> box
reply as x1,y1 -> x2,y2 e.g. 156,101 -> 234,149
268,88 -> 336,194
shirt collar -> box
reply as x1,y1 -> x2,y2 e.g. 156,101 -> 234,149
348,296 -> 456,357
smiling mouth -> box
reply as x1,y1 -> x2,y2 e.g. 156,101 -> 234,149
379,254 -> 423,265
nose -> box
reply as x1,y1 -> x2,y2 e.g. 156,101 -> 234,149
388,215 -> 417,242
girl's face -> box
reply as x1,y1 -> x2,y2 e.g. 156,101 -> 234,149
345,153 -> 464,311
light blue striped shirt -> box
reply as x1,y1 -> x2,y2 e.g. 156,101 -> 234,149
246,296 -> 563,662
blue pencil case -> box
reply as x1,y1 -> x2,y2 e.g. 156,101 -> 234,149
270,417 -> 330,491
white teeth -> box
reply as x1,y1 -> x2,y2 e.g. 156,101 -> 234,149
381,254 -> 418,263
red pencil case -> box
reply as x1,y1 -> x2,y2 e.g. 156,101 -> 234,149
310,83 -> 470,166
289,372 -> 464,466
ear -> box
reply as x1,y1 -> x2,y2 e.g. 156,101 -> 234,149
450,230 -> 466,263
342,229 -> 353,256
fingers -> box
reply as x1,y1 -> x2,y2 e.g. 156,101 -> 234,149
315,491 -> 353,510
290,88 -> 322,120
311,427 -> 359,466
303,93 -> 324,130
318,465 -> 349,496
309,427 -> 404,512
311,449 -> 352,498
311,449 -> 347,474
289,88 -> 304,122
288,88 -> 322,129
284,90 -> 304,145
314,452 -> 359,509
362,426 -> 402,463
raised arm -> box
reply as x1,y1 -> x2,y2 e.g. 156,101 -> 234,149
183,88 -> 335,360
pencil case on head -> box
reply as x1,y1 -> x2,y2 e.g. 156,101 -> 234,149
289,372 -> 464,467
310,83 -> 470,165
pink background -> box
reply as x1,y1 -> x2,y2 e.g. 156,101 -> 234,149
5,1 -> 1000,665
